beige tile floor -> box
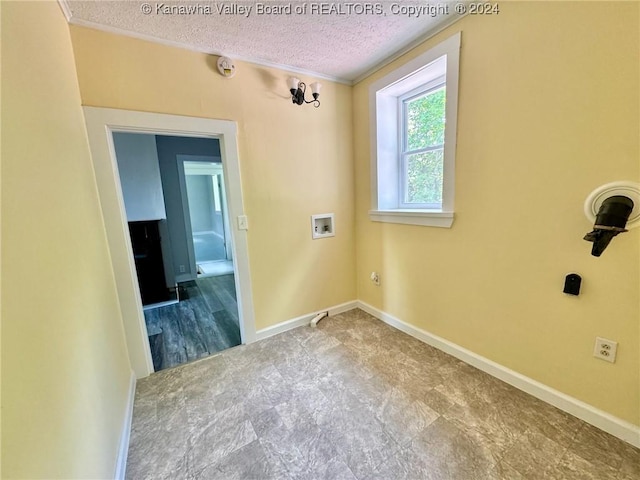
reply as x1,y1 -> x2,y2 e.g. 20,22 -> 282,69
126,309 -> 640,480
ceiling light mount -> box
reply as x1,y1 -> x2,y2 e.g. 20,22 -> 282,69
288,77 -> 321,108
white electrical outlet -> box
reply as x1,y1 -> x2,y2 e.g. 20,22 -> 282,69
593,337 -> 618,363
370,272 -> 380,286
179,265 -> 186,273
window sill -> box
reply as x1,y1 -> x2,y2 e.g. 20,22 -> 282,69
368,209 -> 454,228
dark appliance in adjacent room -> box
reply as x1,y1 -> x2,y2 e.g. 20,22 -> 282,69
128,220 -> 169,306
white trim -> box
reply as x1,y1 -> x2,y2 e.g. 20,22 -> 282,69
57,0 -> 72,21
357,301 -> 640,448
182,160 -> 233,261
82,107 -> 257,378
115,371 -> 136,480
62,16 -> 350,85
183,160 -> 223,175
369,35 -> 459,95
352,17 -> 466,85
142,299 -> 179,311
255,301 -> 358,341
399,81 -> 446,210
175,273 -> 192,283
369,33 -> 460,224
60,1 -> 465,85
369,209 -> 454,228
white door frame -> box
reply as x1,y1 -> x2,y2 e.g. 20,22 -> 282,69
182,159 -> 234,263
83,107 -> 256,378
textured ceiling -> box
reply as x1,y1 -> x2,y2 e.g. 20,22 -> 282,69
62,1 -> 463,83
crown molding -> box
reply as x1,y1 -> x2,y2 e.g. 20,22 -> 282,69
58,1 -> 465,86
62,13 -> 352,85
352,12 -> 466,84
57,0 -> 73,22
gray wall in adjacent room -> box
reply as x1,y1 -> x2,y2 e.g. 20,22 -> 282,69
156,135 -> 221,282
185,175 -> 215,233
113,132 -> 166,221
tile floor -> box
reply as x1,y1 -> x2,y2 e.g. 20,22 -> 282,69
126,309 -> 639,480
144,275 -> 241,371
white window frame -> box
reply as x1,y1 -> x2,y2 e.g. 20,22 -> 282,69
398,79 -> 446,209
369,32 -> 461,228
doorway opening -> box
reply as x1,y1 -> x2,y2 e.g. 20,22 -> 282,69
112,133 -> 244,371
182,159 -> 234,278
86,110 -> 257,376
110,133 -> 243,371
84,107 -> 256,378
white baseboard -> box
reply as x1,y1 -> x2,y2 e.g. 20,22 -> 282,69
357,301 -> 640,448
115,371 -> 137,480
255,300 -> 358,341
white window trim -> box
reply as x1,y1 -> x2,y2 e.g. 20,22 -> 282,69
369,32 -> 461,228
398,80 -> 446,209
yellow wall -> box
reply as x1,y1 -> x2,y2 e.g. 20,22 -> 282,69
354,2 -> 639,425
69,26 -> 356,331
0,1 -> 3,473
4,10 -> 633,480
1,2 -> 132,478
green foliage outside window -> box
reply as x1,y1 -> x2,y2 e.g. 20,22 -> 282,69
406,150 -> 444,204
404,87 -> 446,204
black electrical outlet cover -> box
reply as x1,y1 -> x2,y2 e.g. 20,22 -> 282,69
563,273 -> 582,296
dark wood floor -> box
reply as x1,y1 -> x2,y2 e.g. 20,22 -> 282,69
144,274 -> 241,371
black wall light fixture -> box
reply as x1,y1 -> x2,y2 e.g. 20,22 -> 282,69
583,182 -> 640,257
288,77 -> 321,108
584,196 -> 634,256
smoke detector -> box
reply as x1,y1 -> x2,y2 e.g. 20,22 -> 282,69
217,56 -> 236,78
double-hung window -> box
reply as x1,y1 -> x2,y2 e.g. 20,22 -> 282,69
369,33 -> 460,228
400,79 -> 446,209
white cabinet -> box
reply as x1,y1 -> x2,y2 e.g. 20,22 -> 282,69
113,133 -> 166,221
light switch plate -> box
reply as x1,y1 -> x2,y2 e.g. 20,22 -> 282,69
237,215 -> 248,230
